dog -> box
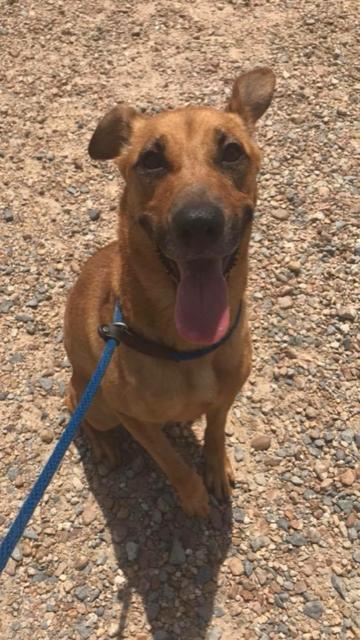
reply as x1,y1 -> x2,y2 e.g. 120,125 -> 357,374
64,68 -> 275,517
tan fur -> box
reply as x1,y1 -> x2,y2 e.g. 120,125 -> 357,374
64,69 -> 275,517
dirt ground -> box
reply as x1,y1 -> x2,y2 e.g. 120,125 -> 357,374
0,1 -> 359,639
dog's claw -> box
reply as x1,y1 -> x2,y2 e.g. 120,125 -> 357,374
205,451 -> 235,501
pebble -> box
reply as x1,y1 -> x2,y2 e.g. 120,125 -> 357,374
11,545 -> 23,562
228,557 -> 244,576
303,601 -> 324,620
250,536 -> 270,552
206,627 -> 223,640
305,406 -> 318,419
39,377 -> 53,392
169,539 -> 186,565
288,533 -> 307,547
88,208 -> 100,221
234,445 -> 244,461
353,550 -> 360,564
271,209 -> 290,220
337,306 -> 356,321
339,469 -> 356,486
40,429 -> 54,444
126,541 -> 139,562
82,505 -> 97,526
288,260 -> 301,274
244,559 -> 254,577
277,517 -> 289,532
251,435 -> 271,451
278,296 -> 293,310
331,574 -> 347,600
3,207 -> 14,222
74,556 -> 89,571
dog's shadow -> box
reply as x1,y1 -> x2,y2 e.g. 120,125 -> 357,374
76,422 -> 232,640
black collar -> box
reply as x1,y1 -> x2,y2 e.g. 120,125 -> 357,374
98,301 -> 242,362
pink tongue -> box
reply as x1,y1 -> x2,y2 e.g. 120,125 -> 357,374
175,259 -> 229,345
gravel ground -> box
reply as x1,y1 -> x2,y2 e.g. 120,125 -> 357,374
1,1 -> 359,639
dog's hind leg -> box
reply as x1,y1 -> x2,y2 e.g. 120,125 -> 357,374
66,374 -> 122,467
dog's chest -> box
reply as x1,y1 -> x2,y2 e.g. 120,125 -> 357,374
110,353 -> 221,423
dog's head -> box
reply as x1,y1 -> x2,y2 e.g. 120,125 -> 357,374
89,68 -> 275,345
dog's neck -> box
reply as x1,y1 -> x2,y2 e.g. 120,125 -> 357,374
114,220 -> 249,350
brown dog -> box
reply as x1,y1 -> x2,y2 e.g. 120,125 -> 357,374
64,68 -> 275,517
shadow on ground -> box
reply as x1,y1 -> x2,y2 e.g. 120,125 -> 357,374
76,423 -> 232,640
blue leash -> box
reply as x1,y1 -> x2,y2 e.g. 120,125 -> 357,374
0,304 -> 122,574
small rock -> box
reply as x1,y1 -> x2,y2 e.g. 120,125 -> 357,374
88,208 -> 100,221
74,556 -> 89,571
272,209 -> 290,220
305,406 -> 317,419
228,557 -> 244,576
234,445 -> 244,462
26,297 -> 39,309
303,601 -> 324,620
0,299 -> 14,313
244,559 -> 253,576
169,539 -> 186,565
337,306 -> 356,321
5,559 -> 17,576
206,627 -> 223,640
339,469 -> 356,486
40,429 -> 54,444
3,207 -> 14,222
251,435 -> 271,451
353,550 -> 360,564
250,536 -> 270,552
11,545 -> 22,562
74,586 -> 90,602
82,505 -> 97,526
278,296 -> 293,310
288,260 -> 301,275
288,533 -> 307,547
75,624 -> 91,640
126,541 -> 139,562
108,623 -> 119,638
276,517 -> 289,532
331,574 -> 347,600
39,377 -> 53,392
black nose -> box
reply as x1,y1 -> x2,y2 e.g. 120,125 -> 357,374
172,202 -> 225,251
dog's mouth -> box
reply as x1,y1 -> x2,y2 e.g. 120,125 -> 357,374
156,246 -> 239,346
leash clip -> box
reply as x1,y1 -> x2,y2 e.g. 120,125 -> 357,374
98,322 -> 128,345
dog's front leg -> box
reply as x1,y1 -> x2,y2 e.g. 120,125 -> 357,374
204,405 -> 235,500
120,415 -> 210,517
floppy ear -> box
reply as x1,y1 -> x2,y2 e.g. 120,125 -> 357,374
227,67 -> 276,128
88,105 -> 137,160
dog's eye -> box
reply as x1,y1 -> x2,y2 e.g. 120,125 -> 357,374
221,142 -> 244,164
138,149 -> 167,171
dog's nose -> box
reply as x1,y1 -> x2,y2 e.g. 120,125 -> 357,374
172,202 -> 225,252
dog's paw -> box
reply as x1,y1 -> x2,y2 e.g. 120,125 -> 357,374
82,422 -> 121,469
178,473 -> 210,518
204,451 -> 235,501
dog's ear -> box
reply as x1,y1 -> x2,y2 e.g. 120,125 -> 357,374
88,105 -> 138,160
227,68 -> 275,127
